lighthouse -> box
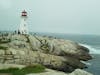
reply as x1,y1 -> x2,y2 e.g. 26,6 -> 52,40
18,10 -> 28,34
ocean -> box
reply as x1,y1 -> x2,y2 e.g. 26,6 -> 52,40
36,32 -> 100,75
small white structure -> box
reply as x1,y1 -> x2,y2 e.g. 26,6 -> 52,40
18,10 -> 28,34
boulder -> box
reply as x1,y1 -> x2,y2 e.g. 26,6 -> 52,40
69,69 -> 93,75
28,35 -> 92,61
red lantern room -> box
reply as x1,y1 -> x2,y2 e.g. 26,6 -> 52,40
21,10 -> 27,16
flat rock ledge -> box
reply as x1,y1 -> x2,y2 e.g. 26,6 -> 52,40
0,34 -> 92,73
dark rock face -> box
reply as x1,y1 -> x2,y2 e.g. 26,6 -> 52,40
0,34 -> 92,73
76,45 -> 92,60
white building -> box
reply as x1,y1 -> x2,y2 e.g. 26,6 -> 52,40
18,10 -> 28,34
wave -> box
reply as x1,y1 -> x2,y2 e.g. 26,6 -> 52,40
79,44 -> 100,54
80,61 -> 91,66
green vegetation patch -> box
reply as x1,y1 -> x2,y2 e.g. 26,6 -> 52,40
0,64 -> 45,75
0,46 -> 8,50
22,64 -> 45,73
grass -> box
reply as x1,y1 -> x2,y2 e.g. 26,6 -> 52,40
0,64 -> 45,75
0,46 -> 8,50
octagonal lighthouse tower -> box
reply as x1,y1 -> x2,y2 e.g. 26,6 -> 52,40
18,10 -> 28,34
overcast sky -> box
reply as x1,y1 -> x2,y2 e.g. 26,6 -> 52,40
0,0 -> 100,35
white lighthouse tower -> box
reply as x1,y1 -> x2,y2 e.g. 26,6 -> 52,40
18,10 -> 28,34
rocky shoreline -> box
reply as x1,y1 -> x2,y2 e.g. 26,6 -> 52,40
0,33 -> 93,75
